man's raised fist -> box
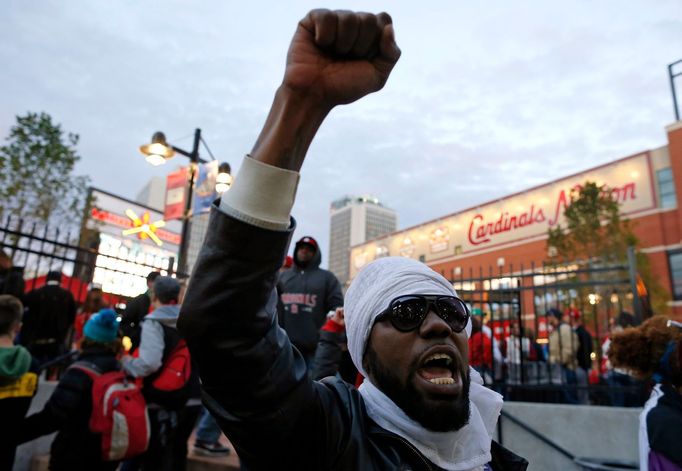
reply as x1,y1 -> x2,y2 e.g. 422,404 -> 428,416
283,9 -> 401,109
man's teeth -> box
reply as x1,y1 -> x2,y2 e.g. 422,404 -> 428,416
424,353 -> 452,365
428,378 -> 455,385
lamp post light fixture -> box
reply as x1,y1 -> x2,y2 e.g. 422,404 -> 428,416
139,132 -> 176,166
139,128 -> 230,275
216,162 -> 232,194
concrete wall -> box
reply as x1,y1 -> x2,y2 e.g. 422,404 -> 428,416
14,383 -> 641,470
498,402 -> 641,471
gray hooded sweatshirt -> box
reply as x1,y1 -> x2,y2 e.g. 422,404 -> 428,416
277,240 -> 343,356
122,304 -> 179,378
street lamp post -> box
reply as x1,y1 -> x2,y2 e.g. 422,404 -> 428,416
139,128 -> 228,276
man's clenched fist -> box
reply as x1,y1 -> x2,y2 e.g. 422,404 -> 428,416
283,9 -> 401,109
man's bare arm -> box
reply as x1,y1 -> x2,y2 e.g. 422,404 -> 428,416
251,9 -> 401,172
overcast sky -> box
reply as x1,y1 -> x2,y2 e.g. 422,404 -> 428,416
2,1 -> 681,266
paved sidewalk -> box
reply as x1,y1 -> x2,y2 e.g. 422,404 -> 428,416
29,432 -> 241,471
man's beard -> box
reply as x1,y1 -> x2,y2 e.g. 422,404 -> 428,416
365,344 -> 471,432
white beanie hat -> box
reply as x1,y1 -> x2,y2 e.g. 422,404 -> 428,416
344,256 -> 471,377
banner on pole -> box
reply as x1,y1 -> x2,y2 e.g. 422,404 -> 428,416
193,161 -> 219,215
164,168 -> 188,220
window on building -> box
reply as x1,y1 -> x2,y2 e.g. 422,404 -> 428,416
668,251 -> 682,299
657,168 -> 677,209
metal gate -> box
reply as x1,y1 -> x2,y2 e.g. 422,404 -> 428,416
451,252 -> 647,406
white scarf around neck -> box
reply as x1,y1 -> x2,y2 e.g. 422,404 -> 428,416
359,368 -> 503,471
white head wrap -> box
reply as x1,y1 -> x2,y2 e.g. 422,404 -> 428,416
345,256 -> 471,377
344,256 -> 501,471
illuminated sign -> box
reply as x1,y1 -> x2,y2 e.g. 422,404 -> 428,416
92,233 -> 176,297
350,153 -> 656,278
91,208 -> 181,245
122,209 -> 166,246
430,226 -> 450,253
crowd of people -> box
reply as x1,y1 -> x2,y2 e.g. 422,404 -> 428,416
0,271 -> 232,470
466,306 -> 652,406
1,8 -> 681,471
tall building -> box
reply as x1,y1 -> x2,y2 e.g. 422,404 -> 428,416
329,195 -> 397,286
135,176 -> 166,211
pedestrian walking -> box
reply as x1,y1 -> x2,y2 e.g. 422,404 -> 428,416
608,316 -> 682,471
22,271 -> 76,378
122,276 -> 194,471
120,271 -> 160,351
0,250 -> 25,301
278,236 -> 343,366
548,308 -> 580,403
0,295 -> 39,470
18,309 -> 125,471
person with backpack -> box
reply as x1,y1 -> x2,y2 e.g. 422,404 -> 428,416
122,276 -> 192,471
0,295 -> 39,470
18,308 -> 143,470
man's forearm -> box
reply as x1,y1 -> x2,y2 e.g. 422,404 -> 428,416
250,86 -> 330,171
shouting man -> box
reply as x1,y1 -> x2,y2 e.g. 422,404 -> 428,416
179,9 -> 527,470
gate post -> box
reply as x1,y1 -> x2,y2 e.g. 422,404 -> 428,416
627,246 -> 643,324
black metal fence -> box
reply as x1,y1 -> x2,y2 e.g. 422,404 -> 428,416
451,254 -> 649,406
0,216 -> 186,307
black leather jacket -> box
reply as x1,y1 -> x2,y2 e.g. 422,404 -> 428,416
179,206 -> 527,471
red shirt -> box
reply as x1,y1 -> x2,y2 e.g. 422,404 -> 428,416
468,332 -> 493,369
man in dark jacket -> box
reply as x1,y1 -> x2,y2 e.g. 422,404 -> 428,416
179,10 -> 527,471
18,309 -> 122,471
0,250 -> 25,301
120,271 -> 160,350
0,295 -> 38,469
278,235 -> 343,363
22,271 -> 76,375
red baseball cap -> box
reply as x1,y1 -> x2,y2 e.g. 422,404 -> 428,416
297,236 -> 318,250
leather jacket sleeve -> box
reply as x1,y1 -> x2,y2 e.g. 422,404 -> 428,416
311,330 -> 346,381
178,205 -> 347,468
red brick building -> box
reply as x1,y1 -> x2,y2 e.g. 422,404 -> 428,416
350,122 -> 682,320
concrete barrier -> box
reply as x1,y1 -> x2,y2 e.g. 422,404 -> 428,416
498,402 -> 641,471
15,380 -> 639,471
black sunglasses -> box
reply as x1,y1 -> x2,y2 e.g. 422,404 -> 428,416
375,294 -> 470,333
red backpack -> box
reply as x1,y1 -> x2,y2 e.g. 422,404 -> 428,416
142,324 -> 193,409
70,362 -> 150,461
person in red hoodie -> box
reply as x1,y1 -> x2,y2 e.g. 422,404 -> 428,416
469,316 -> 493,383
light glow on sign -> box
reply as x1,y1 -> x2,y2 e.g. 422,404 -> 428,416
92,234 -> 176,297
121,209 -> 166,246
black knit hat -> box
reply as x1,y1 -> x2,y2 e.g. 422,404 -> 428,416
153,276 -> 180,304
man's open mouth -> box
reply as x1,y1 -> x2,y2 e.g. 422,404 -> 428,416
416,348 -> 459,386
